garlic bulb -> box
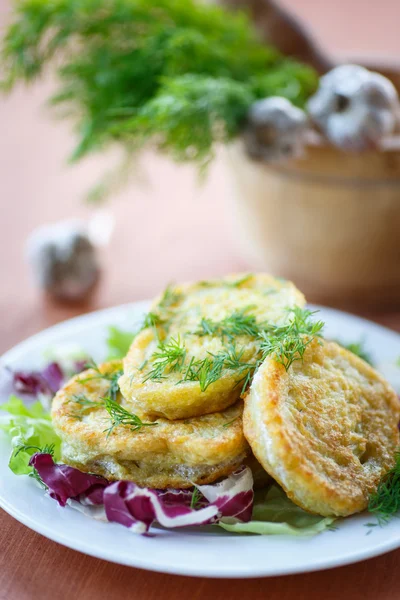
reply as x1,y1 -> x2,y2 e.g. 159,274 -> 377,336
27,221 -> 100,302
243,96 -> 308,162
307,64 -> 400,151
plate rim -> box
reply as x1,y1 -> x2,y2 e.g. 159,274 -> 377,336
1,301 -> 400,578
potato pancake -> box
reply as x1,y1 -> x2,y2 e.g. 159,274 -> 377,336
51,361 -> 249,489
243,339 -> 400,517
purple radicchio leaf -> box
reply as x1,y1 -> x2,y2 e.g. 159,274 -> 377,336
197,467 -> 254,522
40,362 -> 64,394
13,371 -> 47,396
74,359 -> 89,374
11,358 -> 87,400
155,488 -> 207,508
29,453 -> 108,507
103,481 -> 219,534
13,362 -> 64,397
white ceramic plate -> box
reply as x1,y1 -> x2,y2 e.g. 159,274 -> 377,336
1,302 -> 400,578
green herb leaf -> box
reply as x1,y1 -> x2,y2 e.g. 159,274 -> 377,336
259,307 -> 324,371
143,336 -> 186,382
1,0 -> 317,200
106,326 -> 135,360
225,274 -> 254,288
368,451 -> 400,523
103,397 -> 156,437
190,487 -> 202,509
79,361 -> 123,402
219,485 -> 335,536
179,345 -> 255,392
0,396 -> 61,476
195,308 -> 260,340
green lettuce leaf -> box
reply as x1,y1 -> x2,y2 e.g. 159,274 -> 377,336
0,395 -> 61,475
219,485 -> 335,536
106,326 -> 135,360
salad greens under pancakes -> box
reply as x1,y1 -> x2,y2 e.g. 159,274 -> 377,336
0,288 -> 399,535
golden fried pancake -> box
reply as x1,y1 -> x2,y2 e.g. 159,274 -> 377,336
51,362 -> 249,489
119,273 -> 305,420
243,339 -> 400,517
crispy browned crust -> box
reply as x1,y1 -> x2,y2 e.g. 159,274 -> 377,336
243,339 -> 400,517
51,362 -> 249,488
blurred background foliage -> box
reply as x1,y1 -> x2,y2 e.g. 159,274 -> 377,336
1,0 -> 317,189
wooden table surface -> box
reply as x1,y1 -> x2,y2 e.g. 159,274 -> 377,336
1,1 -> 400,598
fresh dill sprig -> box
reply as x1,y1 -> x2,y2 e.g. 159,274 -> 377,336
194,306 -> 324,378
14,443 -> 55,458
142,312 -> 162,329
259,307 -> 324,371
158,285 -> 182,311
223,417 -> 238,428
79,360 -> 122,401
368,451 -> 400,523
141,286 -> 182,335
142,336 -> 186,382
198,275 -> 253,289
195,307 -> 261,341
190,487 -> 202,509
14,443 -> 56,488
103,397 -> 157,437
225,274 -> 254,288
143,306 -> 324,391
70,394 -> 99,408
179,345 -> 254,392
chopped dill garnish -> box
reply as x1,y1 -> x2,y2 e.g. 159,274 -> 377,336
142,336 -> 186,382
79,360 -> 122,401
194,306 -> 324,376
142,312 -> 162,329
198,275 -> 253,289
190,487 -> 202,509
158,285 -> 182,311
14,443 -> 55,458
143,306 -> 324,391
140,285 -> 183,335
179,345 -> 254,392
258,307 -> 324,371
103,397 -> 157,437
225,274 -> 254,288
223,417 -> 238,428
67,414 -> 83,421
14,443 -> 56,488
70,394 -> 99,408
368,451 -> 400,523
195,307 -> 260,340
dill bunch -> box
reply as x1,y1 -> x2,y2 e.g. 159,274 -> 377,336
1,0 -> 317,199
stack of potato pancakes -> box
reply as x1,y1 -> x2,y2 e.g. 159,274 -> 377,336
52,274 -> 400,517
